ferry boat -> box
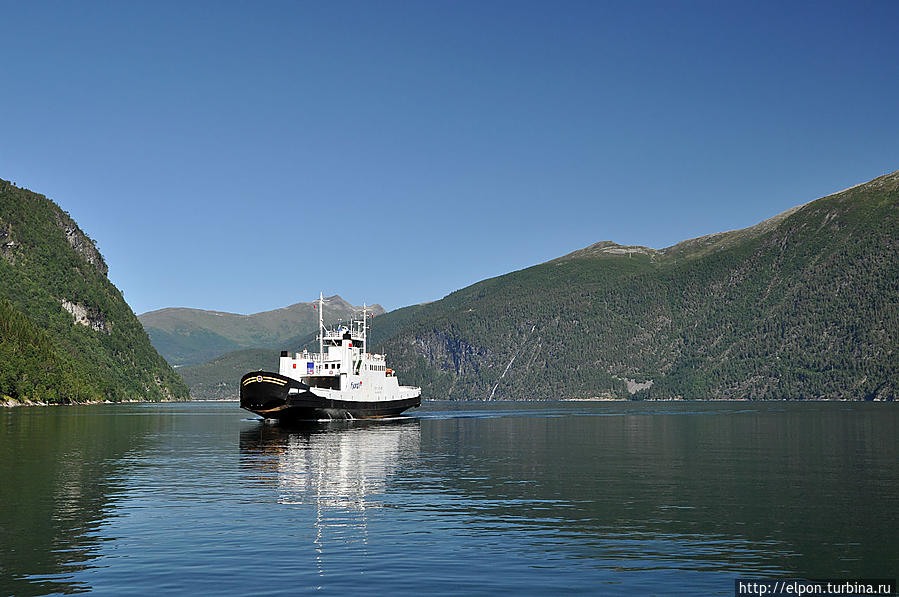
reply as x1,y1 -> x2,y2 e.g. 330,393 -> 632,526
240,294 -> 421,421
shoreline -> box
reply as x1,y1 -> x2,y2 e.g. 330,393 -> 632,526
4,396 -> 892,408
1,397 -> 191,408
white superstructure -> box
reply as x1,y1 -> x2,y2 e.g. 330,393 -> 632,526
278,293 -> 420,404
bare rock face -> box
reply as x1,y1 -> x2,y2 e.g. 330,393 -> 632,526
54,212 -> 109,276
624,378 -> 653,394
61,299 -> 109,333
0,221 -> 18,264
411,330 -> 488,376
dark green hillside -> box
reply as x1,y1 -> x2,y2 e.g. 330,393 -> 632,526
140,297 -> 385,366
373,171 -> 899,401
178,348 -> 279,400
0,298 -> 95,403
0,179 -> 189,404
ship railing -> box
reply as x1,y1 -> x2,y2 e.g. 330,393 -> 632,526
292,353 -> 329,362
321,331 -> 364,341
290,352 -> 385,364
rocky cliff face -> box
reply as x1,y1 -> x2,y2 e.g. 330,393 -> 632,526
0,221 -> 18,264
60,299 -> 109,333
55,210 -> 108,275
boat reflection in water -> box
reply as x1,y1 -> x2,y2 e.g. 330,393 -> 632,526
239,418 -> 420,511
240,418 -> 421,581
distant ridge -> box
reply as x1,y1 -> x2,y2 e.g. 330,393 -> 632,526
139,296 -> 385,366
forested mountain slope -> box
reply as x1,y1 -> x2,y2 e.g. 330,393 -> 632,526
372,171 -> 898,400
0,179 -> 188,403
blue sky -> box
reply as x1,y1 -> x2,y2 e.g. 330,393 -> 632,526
2,1 -> 897,315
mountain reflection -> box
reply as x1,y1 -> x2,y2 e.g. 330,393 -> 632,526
0,405 -> 166,596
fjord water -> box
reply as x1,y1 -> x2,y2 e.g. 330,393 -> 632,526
1,402 -> 896,596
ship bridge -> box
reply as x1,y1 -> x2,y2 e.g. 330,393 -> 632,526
278,293 -> 394,391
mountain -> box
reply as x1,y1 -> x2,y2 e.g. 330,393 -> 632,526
369,170 -> 898,401
0,179 -> 189,404
139,297 -> 385,367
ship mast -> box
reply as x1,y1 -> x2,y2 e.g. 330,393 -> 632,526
362,302 -> 368,354
318,291 -> 324,359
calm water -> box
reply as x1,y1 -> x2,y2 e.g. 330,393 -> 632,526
1,401 -> 896,596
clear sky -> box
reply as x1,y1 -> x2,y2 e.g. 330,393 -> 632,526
2,1 -> 897,315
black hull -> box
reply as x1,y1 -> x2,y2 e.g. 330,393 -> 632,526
239,371 -> 420,421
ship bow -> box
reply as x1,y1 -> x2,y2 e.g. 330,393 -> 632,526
239,371 -> 308,416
